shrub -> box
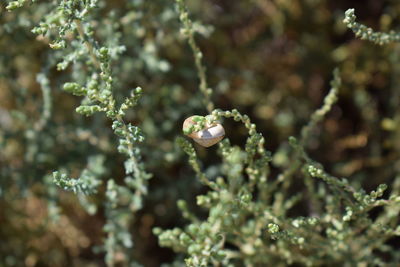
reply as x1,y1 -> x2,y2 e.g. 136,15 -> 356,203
1,0 -> 399,266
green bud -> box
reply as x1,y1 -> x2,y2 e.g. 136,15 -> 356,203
76,105 -> 102,116
63,82 -> 87,96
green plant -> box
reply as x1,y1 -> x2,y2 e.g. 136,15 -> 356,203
1,0 -> 400,266
344,8 -> 400,45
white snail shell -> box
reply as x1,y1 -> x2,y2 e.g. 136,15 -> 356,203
183,116 -> 225,147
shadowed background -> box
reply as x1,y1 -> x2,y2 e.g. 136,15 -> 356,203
1,0 -> 400,266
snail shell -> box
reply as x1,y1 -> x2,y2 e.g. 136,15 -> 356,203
183,116 -> 225,147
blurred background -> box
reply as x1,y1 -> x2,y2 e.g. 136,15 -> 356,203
1,0 -> 400,266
